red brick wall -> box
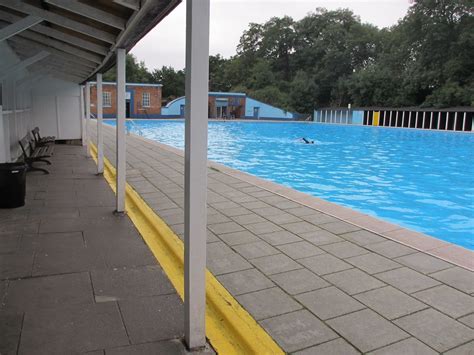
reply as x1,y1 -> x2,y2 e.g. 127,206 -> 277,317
131,86 -> 162,116
89,84 -> 162,118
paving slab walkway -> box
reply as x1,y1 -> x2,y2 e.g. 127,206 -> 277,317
0,145 -> 214,355
90,122 -> 474,354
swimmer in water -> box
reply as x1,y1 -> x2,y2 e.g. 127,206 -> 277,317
301,137 -> 314,144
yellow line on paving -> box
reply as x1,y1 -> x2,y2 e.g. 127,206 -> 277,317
89,143 -> 284,355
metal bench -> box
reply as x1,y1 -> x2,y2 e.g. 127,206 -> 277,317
19,135 -> 54,175
32,127 -> 55,146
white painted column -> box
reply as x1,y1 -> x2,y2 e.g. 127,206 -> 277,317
462,112 -> 466,131
395,111 -> 399,127
408,111 -> 412,128
389,111 -> 393,126
430,112 -> 434,129
415,111 -> 419,128
346,109 -> 349,124
445,112 -> 449,130
97,73 -> 104,174
80,85 -> 85,146
402,111 -> 405,127
453,112 -> 458,131
115,48 -> 126,213
184,0 -> 210,350
85,82 -> 91,153
437,112 -> 441,130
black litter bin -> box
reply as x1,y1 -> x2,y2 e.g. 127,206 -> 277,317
0,162 -> 28,208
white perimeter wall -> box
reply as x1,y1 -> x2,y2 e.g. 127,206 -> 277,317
0,42 -> 82,163
31,78 -> 81,141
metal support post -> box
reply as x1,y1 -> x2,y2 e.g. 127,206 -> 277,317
184,0 -> 210,350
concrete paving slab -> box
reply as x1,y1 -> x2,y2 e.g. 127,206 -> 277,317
300,213 -> 339,225
281,221 -> 322,234
245,221 -> 283,235
118,294 -> 184,344
216,268 -> 274,295
375,267 -> 441,294
324,268 -> 386,295
0,234 -> 20,254
320,221 -> 361,235
368,337 -> 438,355
258,230 -> 302,246
299,230 -> 344,246
260,310 -> 337,352
430,267 -> 474,294
91,266 -> 175,301
234,241 -> 279,259
443,340 -> 474,354
293,338 -> 360,355
320,241 -> 370,259
327,309 -> 409,353
458,314 -> 474,328
208,221 -> 245,234
0,253 -> 34,279
19,302 -> 129,355
4,272 -> 93,312
0,311 -> 23,355
230,213 -> 266,225
413,285 -> 474,318
207,252 -> 252,275
340,230 -> 387,246
296,286 -> 365,320
355,286 -> 427,320
395,252 -> 454,274
217,230 -> 260,246
346,253 -> 401,274
250,253 -> 302,275
365,240 -> 418,259
299,254 -> 353,276
276,241 -> 325,259
394,309 -> 474,352
236,287 -> 302,320
270,269 -> 329,295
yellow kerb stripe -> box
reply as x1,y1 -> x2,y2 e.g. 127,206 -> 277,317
89,143 -> 284,355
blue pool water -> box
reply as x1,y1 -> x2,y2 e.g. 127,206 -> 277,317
106,120 -> 474,250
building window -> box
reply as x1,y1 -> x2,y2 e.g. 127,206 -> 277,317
103,92 -> 111,107
142,92 -> 150,107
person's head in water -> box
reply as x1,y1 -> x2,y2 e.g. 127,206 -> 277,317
302,137 -> 314,144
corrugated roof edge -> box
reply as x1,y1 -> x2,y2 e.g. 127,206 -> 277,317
85,0 -> 182,83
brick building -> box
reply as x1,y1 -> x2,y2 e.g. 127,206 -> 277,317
90,82 -> 162,118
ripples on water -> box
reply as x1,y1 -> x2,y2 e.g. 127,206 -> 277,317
108,120 -> 474,250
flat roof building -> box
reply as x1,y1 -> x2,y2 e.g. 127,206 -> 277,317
89,82 -> 163,118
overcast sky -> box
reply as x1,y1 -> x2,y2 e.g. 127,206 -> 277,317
131,0 -> 411,71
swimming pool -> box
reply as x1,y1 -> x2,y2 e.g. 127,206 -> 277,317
105,119 -> 474,250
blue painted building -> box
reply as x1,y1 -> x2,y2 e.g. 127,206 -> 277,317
161,92 -> 297,120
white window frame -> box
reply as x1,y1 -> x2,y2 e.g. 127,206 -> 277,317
103,92 -> 112,107
142,92 -> 150,108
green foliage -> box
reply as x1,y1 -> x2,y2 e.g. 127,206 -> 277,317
103,2 -> 473,113
103,53 -> 153,83
151,66 -> 185,101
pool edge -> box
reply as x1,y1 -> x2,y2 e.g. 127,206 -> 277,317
126,129 -> 474,271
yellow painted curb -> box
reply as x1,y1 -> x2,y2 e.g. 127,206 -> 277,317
89,143 -> 284,355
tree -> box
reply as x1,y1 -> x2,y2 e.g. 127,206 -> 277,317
151,66 -> 185,101
103,54 -> 153,83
